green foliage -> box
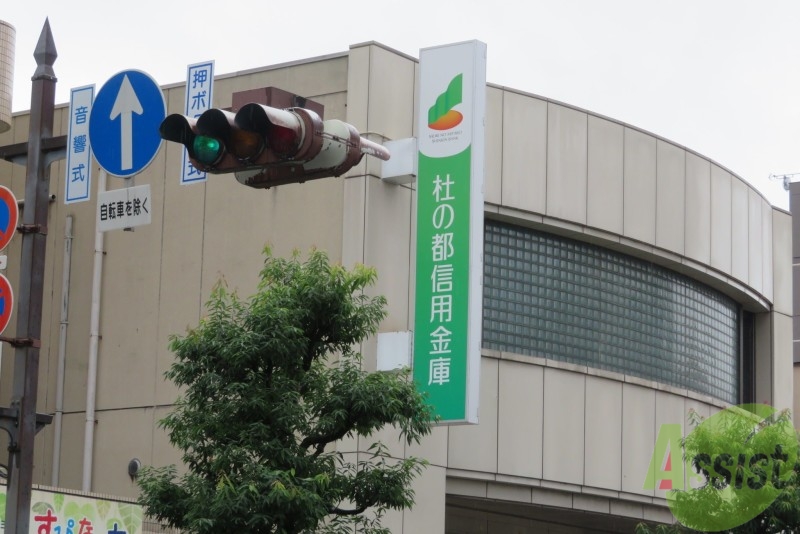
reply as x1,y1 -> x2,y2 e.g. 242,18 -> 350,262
137,249 -> 434,534
635,408 -> 800,534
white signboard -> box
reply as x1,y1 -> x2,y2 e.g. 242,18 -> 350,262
65,85 -> 94,203
97,184 -> 151,232
181,60 -> 215,184
0,484 -> 143,533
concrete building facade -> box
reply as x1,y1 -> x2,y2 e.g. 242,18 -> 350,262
0,42 -> 792,533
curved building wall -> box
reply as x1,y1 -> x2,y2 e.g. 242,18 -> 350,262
345,42 -> 792,531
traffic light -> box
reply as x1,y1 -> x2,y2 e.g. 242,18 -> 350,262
159,104 -> 390,188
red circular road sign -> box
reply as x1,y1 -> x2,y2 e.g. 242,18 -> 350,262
0,185 -> 19,251
0,273 -> 13,335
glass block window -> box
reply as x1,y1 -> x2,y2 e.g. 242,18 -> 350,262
483,220 -> 740,404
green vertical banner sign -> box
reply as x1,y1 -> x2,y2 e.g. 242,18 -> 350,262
414,41 -> 486,424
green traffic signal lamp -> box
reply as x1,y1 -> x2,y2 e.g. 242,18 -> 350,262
192,135 -> 224,167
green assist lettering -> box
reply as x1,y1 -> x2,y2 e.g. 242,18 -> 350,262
644,424 -> 685,491
644,404 -> 797,532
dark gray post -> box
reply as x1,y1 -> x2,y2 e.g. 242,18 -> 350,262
791,181 -> 800,366
5,19 -> 57,534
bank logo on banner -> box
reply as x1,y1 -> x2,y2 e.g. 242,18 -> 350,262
428,74 -> 463,131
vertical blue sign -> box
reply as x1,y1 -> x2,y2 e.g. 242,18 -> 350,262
65,85 -> 94,203
181,61 -> 215,185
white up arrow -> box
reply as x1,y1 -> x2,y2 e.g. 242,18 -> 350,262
109,74 -> 143,171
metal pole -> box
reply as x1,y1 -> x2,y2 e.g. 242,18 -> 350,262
5,19 -> 56,534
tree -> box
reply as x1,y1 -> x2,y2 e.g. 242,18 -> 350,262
137,249 -> 434,534
636,407 -> 800,534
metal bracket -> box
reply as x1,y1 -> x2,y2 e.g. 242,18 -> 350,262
0,406 -> 52,453
16,224 -> 47,236
0,337 -> 41,348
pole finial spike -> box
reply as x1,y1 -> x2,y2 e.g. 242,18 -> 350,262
32,18 -> 56,81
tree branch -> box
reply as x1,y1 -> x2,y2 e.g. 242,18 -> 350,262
300,425 -> 350,452
329,504 -> 371,516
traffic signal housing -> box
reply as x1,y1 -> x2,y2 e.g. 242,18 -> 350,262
159,103 -> 390,189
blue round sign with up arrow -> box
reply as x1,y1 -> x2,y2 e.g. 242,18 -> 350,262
89,70 -> 166,178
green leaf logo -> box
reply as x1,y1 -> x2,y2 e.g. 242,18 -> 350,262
427,74 -> 463,130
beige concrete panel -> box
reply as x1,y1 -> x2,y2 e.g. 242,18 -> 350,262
684,153 -> 711,264
747,189 -> 764,294
225,56 -> 349,104
58,209 -> 98,414
621,383 -> 655,496
584,376 -> 622,491
363,422 -> 405,462
542,368 -> 585,485
772,211 -> 792,316
730,178 -> 749,282
772,313 -> 793,411
683,399 -> 712,430
408,188 -> 417,328
446,478 -> 488,498
345,45 -> 370,131
360,45 -> 416,141
364,178 -> 413,332
91,408 -> 156,498
683,399 -> 712,489
761,202 -> 774,303
655,141 -> 686,254
710,166 -> 732,273
403,465 -> 446,534
484,87 -> 503,205
407,425 -> 449,468
643,506 -> 676,524
755,313 -> 773,404
344,46 -> 371,180
501,92 -> 547,214
573,494 -> 611,514
342,176 -> 367,267
55,412 -> 87,490
794,366 -> 800,429
154,145 -> 206,406
497,360 -> 544,479
587,116 -> 624,234
546,103 -> 588,224
531,486 -> 573,508
36,169 -> 70,415
654,391 -> 685,500
199,183 -> 262,292
487,482 -> 533,503
95,186 -> 163,411
623,128 -> 657,244
610,500 -> 645,520
448,358 -> 499,473
151,406 -> 184,472
360,334 -> 378,373
200,176 -> 346,304
34,418 -> 54,484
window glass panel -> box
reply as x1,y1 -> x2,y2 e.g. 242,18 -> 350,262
482,220 -> 740,404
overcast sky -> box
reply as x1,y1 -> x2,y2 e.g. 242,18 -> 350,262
3,0 -> 797,209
